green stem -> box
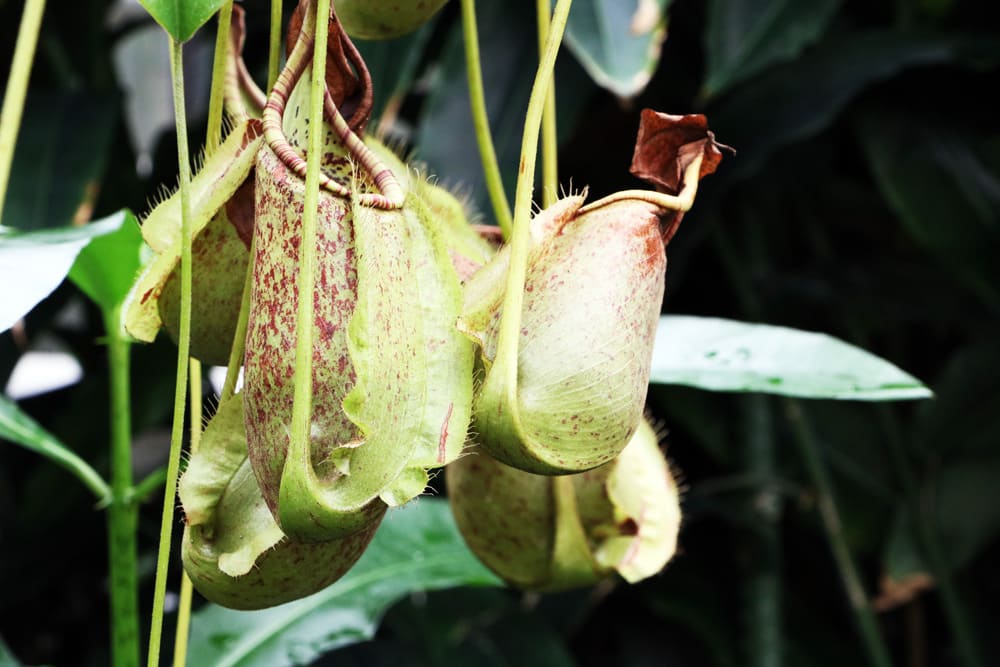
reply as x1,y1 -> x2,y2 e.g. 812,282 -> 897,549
0,0 -> 46,224
171,359 -> 202,667
712,220 -> 783,667
535,0 -> 558,208
460,0 -> 513,236
491,0 -> 572,385
206,1 -> 235,154
105,305 -> 139,667
743,394 -> 782,667
785,401 -> 893,667
172,576 -> 193,667
288,0 -> 330,498
268,0 -> 284,91
129,467 -> 167,504
148,38 -> 194,667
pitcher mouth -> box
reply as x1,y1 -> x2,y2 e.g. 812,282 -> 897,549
261,0 -> 404,209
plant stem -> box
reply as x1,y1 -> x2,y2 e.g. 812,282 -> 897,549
172,576 -> 193,667
206,1 -> 235,154
711,220 -> 784,667
535,0 -> 558,208
491,0 -> 572,385
148,37 -> 195,667
171,359 -> 202,667
0,0 -> 46,224
105,305 -> 140,667
268,0 -> 284,91
129,467 -> 167,504
785,400 -> 894,667
460,0 -> 512,237
170,4 -> 232,657
288,0 -> 330,496
743,394 -> 782,667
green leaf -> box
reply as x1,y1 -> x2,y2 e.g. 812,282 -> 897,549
703,0 -> 840,98
68,210 -> 144,313
709,31 -> 1000,181
0,395 -> 111,503
0,635 -> 23,667
857,110 -> 1000,306
0,211 -> 127,333
0,92 -> 117,231
649,316 -> 932,400
884,452 -> 1000,581
911,341 -> 1000,457
562,0 -> 671,97
186,498 -> 501,667
137,0 -> 226,43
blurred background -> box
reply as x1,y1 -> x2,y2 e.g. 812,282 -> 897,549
1,0 -> 999,665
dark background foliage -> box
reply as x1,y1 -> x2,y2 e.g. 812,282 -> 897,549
1,0 -> 999,665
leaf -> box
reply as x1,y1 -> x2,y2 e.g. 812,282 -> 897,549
709,30 -> 1000,181
380,589 -> 578,667
880,452 -> 1000,601
911,341 -> 1000,457
649,316 -> 932,400
702,0 -> 841,99
0,211 -> 127,333
137,0 -> 226,43
68,210 -> 144,313
0,92 -> 117,231
185,498 -> 501,667
0,636 -> 23,667
0,395 -> 111,503
562,0 -> 671,97
630,111 -> 726,193
857,109 -> 1000,306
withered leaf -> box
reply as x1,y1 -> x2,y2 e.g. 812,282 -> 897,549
630,110 -> 728,195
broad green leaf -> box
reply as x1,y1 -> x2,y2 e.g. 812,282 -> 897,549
138,0 -> 226,43
0,212 -> 126,333
377,588 -> 578,667
186,498 -> 501,667
0,92 -> 117,231
858,110 -> 1000,306
883,452 -> 1000,587
0,636 -> 22,667
703,0 -> 840,98
709,31 -> 1000,181
649,316 -> 932,400
0,638 -> 22,667
68,210 -> 144,313
0,395 -> 111,503
563,0 -> 671,97
911,341 -> 1000,457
